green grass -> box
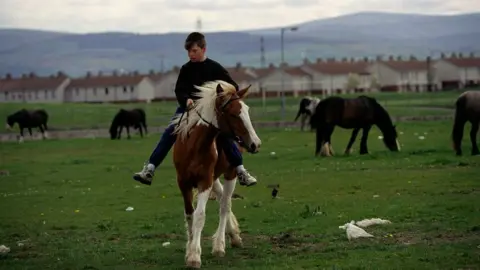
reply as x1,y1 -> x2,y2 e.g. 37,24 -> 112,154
1,120 -> 479,269
1,90 -> 468,132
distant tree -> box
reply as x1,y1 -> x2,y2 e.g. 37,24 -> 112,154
345,73 -> 360,90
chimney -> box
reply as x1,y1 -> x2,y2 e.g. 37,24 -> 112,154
86,71 -> 92,78
363,57 -> 369,62
441,52 -> 446,59
149,69 -> 155,75
98,71 -> 103,77
28,72 -> 36,78
235,62 -> 242,71
349,57 -> 355,63
316,58 -> 323,64
172,66 -> 180,72
458,52 -> 463,58
268,63 -> 275,68
57,71 -> 65,77
388,55 -> 394,61
5,73 -> 12,80
376,55 -> 383,61
112,70 -> 118,76
21,74 -> 28,79
451,52 -> 457,58
470,52 -> 475,58
303,58 -> 310,65
341,57 -> 348,62
410,55 -> 417,61
396,55 -> 402,61
132,70 -> 139,76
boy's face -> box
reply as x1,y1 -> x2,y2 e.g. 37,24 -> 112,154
187,43 -> 206,62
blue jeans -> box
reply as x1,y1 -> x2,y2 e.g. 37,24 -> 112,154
148,107 -> 243,168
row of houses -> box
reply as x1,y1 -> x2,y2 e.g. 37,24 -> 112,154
1,53 -> 479,103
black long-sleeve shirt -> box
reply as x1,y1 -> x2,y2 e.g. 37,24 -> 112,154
174,58 -> 239,109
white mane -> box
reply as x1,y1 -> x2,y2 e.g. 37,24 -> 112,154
170,80 -> 238,140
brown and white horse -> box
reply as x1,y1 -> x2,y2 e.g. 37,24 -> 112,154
170,80 -> 261,268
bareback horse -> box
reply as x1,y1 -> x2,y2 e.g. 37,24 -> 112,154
309,95 -> 400,156
294,96 -> 320,131
6,109 -> 49,143
452,90 -> 480,156
170,80 -> 261,268
109,108 -> 148,139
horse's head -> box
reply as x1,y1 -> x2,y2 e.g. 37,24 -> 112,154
6,111 -> 20,130
382,124 -> 401,152
215,83 -> 261,153
109,110 -> 123,140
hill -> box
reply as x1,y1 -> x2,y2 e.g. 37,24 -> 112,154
0,11 -> 479,77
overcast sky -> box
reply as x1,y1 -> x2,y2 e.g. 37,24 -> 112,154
0,0 -> 478,34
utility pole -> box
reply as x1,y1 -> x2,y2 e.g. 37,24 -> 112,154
196,17 -> 202,32
260,36 -> 266,68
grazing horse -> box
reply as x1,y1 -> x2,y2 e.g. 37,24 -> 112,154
294,96 -> 321,131
309,95 -> 400,156
6,109 -> 49,142
109,108 -> 148,139
170,80 -> 261,268
452,90 -> 480,156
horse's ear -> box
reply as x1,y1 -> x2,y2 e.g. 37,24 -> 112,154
237,84 -> 251,98
216,84 -> 223,95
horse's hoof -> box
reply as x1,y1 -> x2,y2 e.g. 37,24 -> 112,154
212,249 -> 225,257
186,258 -> 201,269
230,237 -> 243,248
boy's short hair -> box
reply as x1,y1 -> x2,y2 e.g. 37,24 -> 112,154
184,32 -> 206,50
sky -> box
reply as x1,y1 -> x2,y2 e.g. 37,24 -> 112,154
0,0 -> 479,34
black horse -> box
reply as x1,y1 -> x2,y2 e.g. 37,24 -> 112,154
452,90 -> 480,156
294,96 -> 320,131
6,109 -> 49,142
309,95 -> 400,156
109,108 -> 148,140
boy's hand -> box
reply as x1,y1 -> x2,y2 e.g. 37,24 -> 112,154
186,98 -> 194,108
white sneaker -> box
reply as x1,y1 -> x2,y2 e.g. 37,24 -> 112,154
133,163 -> 155,185
237,170 -> 257,187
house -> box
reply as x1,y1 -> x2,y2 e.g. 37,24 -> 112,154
0,72 -> 70,103
64,71 -> 155,103
150,68 -> 180,101
225,64 -> 259,95
300,58 -> 371,95
367,56 -> 437,92
249,64 -> 311,97
433,54 -> 480,89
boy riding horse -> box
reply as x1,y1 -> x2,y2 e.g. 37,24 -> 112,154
133,32 -> 258,187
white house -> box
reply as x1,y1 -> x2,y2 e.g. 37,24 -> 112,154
433,56 -> 480,89
367,58 -> 437,92
0,72 -> 70,103
64,71 -> 155,103
249,64 -> 312,97
150,69 -> 180,101
300,59 -> 371,95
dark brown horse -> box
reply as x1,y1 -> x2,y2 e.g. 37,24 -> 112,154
170,80 -> 261,268
309,95 -> 400,156
6,109 -> 49,143
109,108 -> 147,139
452,90 -> 480,156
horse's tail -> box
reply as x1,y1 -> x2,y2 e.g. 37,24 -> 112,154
452,94 -> 467,152
137,108 -> 148,134
309,98 -> 328,130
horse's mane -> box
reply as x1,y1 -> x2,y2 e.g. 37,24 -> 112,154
170,80 -> 238,140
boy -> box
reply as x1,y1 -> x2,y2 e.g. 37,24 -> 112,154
132,32 -> 258,187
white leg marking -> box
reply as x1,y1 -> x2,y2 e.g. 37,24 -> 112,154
43,131 -> 49,139
18,136 -> 24,144
396,139 -> 401,151
187,187 -> 212,268
185,213 -> 193,260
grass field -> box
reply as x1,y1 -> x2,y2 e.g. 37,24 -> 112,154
1,120 -> 479,269
0,90 -> 467,132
